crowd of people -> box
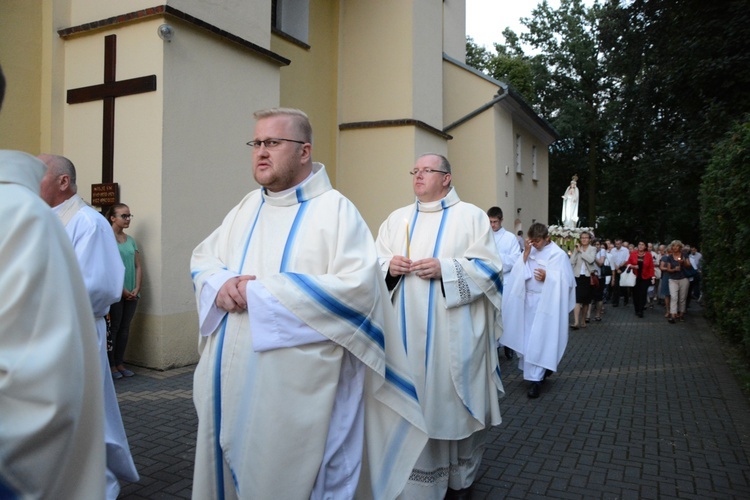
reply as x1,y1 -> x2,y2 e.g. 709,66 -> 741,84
2,65 -> 705,500
577,237 -> 703,325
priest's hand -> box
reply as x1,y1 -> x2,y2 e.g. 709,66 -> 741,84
389,255 -> 413,277
216,275 -> 256,313
412,258 -> 442,280
533,268 -> 546,282
523,239 -> 532,263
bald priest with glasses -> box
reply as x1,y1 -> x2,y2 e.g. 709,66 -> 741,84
375,153 -> 505,500
190,108 -> 427,500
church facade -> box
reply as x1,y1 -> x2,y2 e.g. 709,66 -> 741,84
0,0 -> 556,369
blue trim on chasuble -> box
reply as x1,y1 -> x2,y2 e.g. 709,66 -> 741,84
385,366 -> 419,401
473,258 -> 503,294
424,206 -> 450,370
210,199 -> 265,500
280,201 -> 308,271
373,419 -> 412,498
399,210 -> 420,353
285,273 -> 385,349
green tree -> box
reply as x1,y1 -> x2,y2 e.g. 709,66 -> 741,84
700,119 -> 750,355
465,35 -> 536,105
602,0 -> 750,242
513,0 -> 610,228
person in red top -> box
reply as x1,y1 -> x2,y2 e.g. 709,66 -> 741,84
626,241 -> 655,318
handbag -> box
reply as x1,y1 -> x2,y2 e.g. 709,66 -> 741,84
620,267 -> 636,287
590,274 -> 600,287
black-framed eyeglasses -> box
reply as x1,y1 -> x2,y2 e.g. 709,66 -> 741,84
119,214 -> 133,220
246,138 -> 306,149
409,168 -> 449,176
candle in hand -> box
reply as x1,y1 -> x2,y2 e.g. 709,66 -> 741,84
405,219 -> 410,259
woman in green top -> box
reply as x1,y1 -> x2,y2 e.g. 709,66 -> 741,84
106,203 -> 142,379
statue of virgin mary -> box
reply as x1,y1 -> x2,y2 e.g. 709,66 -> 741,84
561,175 -> 579,228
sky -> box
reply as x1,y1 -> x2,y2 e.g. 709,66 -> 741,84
465,0 -> 548,50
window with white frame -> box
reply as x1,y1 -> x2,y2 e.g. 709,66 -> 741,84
272,0 -> 310,44
532,145 -> 538,180
515,134 -> 522,174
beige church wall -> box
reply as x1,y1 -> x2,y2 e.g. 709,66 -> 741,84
513,125 -> 549,227
411,0 -> 444,127
494,109 -> 519,227
442,0 -> 467,63
169,0 -> 270,48
126,311 -> 198,369
68,0 -> 271,49
442,56 -> 498,128
68,0 -> 154,26
0,0 -> 43,153
272,0 -> 339,183
442,58 -> 515,219
446,112 -> 500,214
41,0 -> 71,153
339,0 -> 415,122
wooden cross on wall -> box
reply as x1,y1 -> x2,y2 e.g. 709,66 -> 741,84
67,34 -> 157,184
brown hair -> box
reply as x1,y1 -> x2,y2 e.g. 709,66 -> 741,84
105,203 -> 129,223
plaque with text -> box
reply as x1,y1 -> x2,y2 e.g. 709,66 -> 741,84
91,183 -> 119,206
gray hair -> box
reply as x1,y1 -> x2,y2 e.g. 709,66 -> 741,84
418,153 -> 452,174
42,154 -> 78,192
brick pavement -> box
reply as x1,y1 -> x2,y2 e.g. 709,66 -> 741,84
116,301 -> 750,499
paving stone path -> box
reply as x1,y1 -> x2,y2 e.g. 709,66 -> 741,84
117,302 -> 750,499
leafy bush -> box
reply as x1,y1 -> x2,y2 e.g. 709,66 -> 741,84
700,118 -> 750,356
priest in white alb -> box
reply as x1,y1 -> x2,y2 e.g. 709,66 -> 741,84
487,206 -> 522,360
0,68 -> 107,498
501,223 -> 576,399
375,154 -> 504,500
38,154 -> 139,499
190,108 -> 427,500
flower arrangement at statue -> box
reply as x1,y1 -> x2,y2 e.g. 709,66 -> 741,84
548,225 -> 595,253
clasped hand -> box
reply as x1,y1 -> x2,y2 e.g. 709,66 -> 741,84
390,255 -> 442,280
215,275 -> 256,313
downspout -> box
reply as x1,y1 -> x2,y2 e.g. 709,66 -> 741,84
443,87 -> 508,133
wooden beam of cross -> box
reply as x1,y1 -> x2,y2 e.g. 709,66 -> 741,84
67,34 -> 157,183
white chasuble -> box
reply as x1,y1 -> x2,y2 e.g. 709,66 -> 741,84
0,151 -> 106,499
375,188 -> 504,497
502,241 -> 576,372
53,195 -> 139,494
191,164 -> 427,500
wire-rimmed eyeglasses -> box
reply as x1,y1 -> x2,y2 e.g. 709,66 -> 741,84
246,138 -> 306,149
409,168 -> 449,176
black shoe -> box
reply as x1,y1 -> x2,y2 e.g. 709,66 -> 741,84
636,312 -> 643,318
446,486 -> 473,499
504,346 -> 514,360
612,304 -> 619,308
527,382 -> 541,398
543,369 -> 553,381
668,317 -> 676,324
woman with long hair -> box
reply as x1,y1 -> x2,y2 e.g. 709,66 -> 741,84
105,203 -> 142,378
